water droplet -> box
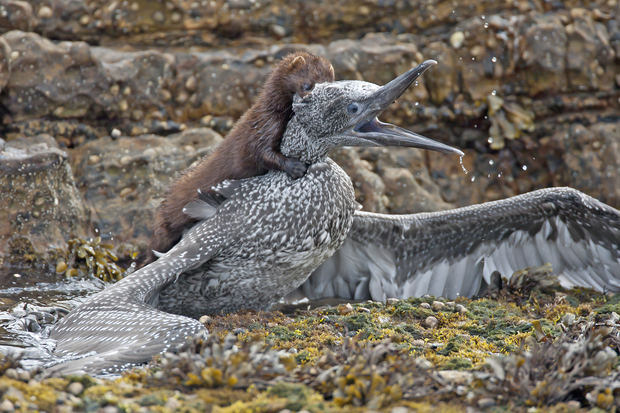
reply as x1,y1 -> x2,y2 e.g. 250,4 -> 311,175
484,23 -> 489,28
459,155 -> 468,174
489,159 -> 494,165
522,165 -> 528,171
488,137 -> 493,143
491,90 -> 497,96
491,57 -> 497,63
471,176 -> 476,182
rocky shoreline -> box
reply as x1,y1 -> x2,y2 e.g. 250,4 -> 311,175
0,0 -> 620,410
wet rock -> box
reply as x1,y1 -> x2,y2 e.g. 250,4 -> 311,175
566,9 -> 616,92
330,148 -> 387,213
0,36 -> 10,93
339,303 -> 354,315
520,14 -> 568,96
67,382 -> 84,395
424,316 -> 438,329
1,31 -> 175,124
0,134 -> 89,268
561,121 -> 620,207
0,399 -> 14,413
0,1 -> 34,32
69,128 -> 222,248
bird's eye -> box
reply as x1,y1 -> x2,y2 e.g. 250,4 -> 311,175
303,83 -> 313,91
347,103 -> 359,115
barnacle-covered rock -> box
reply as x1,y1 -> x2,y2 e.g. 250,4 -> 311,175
487,94 -> 535,150
70,128 -> 222,249
0,135 -> 88,268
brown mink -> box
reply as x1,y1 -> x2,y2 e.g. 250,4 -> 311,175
144,52 -> 335,265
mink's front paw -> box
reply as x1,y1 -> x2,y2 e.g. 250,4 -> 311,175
284,159 -> 309,179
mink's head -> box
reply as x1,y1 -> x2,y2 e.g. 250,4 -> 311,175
271,52 -> 335,100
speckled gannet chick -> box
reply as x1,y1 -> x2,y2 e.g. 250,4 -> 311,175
49,60 -> 461,375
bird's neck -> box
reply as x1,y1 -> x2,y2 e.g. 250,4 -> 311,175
280,118 -> 329,165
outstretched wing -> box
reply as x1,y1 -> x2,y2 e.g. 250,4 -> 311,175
300,188 -> 620,301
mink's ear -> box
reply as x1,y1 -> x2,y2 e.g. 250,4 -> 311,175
290,55 -> 307,70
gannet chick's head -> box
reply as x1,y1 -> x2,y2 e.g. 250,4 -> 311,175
281,60 -> 464,163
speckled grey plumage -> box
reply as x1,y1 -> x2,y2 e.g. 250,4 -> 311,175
297,187 -> 620,301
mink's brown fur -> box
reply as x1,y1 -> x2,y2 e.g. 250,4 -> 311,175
144,52 -> 335,265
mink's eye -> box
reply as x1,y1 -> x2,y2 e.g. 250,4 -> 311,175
302,83 -> 313,91
347,103 -> 359,115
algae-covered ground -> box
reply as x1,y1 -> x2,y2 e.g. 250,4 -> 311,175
1,266 -> 619,413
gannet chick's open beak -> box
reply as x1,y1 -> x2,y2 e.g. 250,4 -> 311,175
287,60 -> 463,160
349,60 -> 463,155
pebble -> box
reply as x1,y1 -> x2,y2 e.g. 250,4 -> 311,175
198,315 -> 213,324
185,76 -> 197,92
446,301 -> 456,308
411,339 -> 425,347
339,303 -> 354,315
562,313 -> 576,326
0,400 -> 14,413
516,319 -> 528,326
424,316 -> 438,329
450,31 -> 465,49
432,301 -> 445,311
152,10 -> 165,23
111,128 -> 121,138
419,302 -> 431,309
4,368 -> 18,380
415,357 -> 432,369
56,261 -> 68,273
102,406 -> 119,413
386,298 -> 399,305
391,407 -> 409,413
88,154 -> 101,164
38,6 -> 53,18
477,397 -> 496,408
165,398 -> 182,411
357,307 -> 371,313
456,304 -> 468,314
67,382 -> 84,396
119,187 -> 133,197
17,369 -> 30,382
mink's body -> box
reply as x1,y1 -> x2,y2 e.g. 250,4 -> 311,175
145,52 -> 335,264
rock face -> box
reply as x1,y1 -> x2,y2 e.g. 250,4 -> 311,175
0,1 -> 619,265
70,128 -> 222,247
0,135 -> 88,267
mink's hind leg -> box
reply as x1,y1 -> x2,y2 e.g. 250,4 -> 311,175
260,149 -> 309,179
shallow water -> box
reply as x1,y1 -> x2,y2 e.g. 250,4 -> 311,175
0,268 -> 357,371
0,269 -> 106,370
